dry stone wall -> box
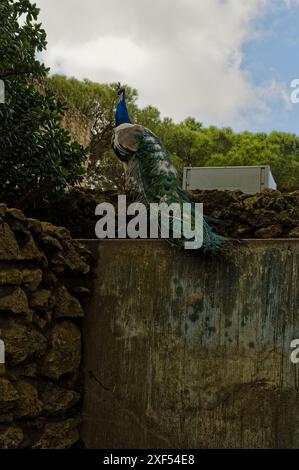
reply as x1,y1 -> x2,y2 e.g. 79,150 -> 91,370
191,188 -> 299,238
0,204 -> 93,449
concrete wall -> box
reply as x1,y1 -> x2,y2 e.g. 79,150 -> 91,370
82,240 -> 299,449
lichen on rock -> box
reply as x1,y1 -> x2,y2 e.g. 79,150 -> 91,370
0,426 -> 24,449
0,206 -> 91,448
32,418 -> 79,449
39,321 -> 81,380
0,287 -> 31,315
0,378 -> 19,413
1,320 -> 47,365
53,286 -> 84,318
14,380 -> 43,418
41,384 -> 80,416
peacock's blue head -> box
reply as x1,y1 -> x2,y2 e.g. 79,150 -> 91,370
115,88 -> 132,127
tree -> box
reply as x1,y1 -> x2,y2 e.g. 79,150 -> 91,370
48,75 -> 299,191
48,75 -> 139,189
205,131 -> 299,189
0,0 -> 87,210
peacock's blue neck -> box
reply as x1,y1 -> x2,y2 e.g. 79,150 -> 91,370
115,93 -> 131,127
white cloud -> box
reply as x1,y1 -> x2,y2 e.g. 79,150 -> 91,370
47,37 -> 148,83
34,0 -> 289,128
258,79 -> 293,111
283,0 -> 299,7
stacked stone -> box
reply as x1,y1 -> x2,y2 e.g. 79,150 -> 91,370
0,205 -> 92,449
191,189 -> 299,239
29,188 -> 299,240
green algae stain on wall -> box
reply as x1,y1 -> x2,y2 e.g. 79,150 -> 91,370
82,240 -> 299,449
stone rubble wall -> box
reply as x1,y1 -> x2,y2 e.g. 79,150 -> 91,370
0,204 -> 93,449
28,188 -> 299,240
191,188 -> 299,238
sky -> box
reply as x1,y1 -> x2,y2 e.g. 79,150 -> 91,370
34,0 -> 299,134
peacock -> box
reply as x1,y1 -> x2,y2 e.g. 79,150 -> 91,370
111,86 -> 230,252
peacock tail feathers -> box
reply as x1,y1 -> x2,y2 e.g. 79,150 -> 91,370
127,129 -> 226,253
112,88 -> 237,253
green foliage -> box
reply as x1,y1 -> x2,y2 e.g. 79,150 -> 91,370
1,0 -> 298,201
49,75 -> 138,117
0,0 -> 47,79
48,75 -> 139,189
204,130 -> 299,189
50,77 -> 299,191
0,0 -> 87,210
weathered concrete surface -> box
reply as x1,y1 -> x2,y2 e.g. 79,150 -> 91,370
82,240 -> 299,449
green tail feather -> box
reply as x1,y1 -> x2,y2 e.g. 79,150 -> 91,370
128,129 -> 229,253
